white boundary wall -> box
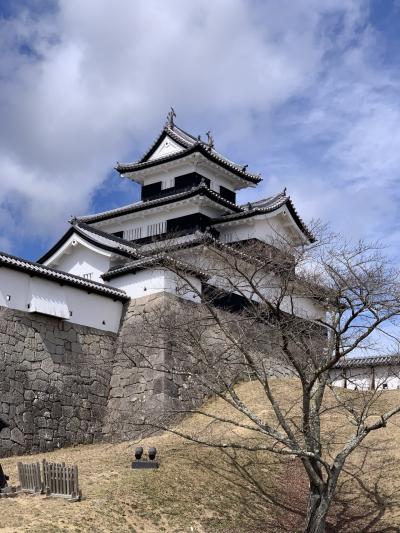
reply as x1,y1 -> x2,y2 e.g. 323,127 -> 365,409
0,267 -> 124,332
330,366 -> 400,390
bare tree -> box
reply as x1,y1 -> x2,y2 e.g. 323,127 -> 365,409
120,227 -> 400,533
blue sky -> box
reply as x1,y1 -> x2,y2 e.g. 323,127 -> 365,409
1,0 -> 400,262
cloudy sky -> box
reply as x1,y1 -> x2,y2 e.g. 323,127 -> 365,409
1,0 -> 400,261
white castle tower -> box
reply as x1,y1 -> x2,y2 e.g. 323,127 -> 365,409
0,111 -> 314,331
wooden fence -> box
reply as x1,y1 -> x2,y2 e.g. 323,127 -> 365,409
17,460 -> 81,501
17,462 -> 43,494
42,460 -> 81,501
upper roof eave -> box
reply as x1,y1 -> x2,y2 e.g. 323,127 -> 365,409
335,355 -> 400,369
102,254 -> 209,281
77,184 -> 243,225
37,223 -> 138,264
116,135 -> 262,185
211,192 -> 315,243
138,125 -> 196,162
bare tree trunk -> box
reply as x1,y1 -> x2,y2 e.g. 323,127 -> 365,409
304,485 -> 330,533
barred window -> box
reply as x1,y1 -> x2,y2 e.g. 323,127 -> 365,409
146,221 -> 167,237
124,227 -> 142,240
161,178 -> 175,190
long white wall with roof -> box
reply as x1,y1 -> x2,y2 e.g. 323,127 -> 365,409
330,366 -> 400,390
0,267 -> 124,332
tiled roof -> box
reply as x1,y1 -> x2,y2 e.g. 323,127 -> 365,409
0,251 -> 129,301
138,124 -> 198,161
212,191 -> 315,242
138,230 -> 213,255
139,231 -> 269,271
74,222 -> 138,255
102,254 -> 209,281
38,222 -> 138,264
115,123 -> 261,184
335,355 -> 400,369
77,184 -> 241,224
124,122 -> 205,158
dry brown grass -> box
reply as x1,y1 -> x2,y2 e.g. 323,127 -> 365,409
1,379 -> 400,532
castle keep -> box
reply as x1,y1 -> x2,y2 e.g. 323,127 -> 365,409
0,113 -> 316,456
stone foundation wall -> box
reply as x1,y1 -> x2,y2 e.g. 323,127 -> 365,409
103,294 -> 170,442
103,293 -> 294,442
103,293 -> 208,442
0,294 -> 294,457
0,306 -> 117,457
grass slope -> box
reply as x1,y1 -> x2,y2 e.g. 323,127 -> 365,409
1,379 -> 400,532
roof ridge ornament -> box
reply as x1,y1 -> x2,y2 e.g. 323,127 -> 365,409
166,107 -> 176,128
206,130 -> 214,151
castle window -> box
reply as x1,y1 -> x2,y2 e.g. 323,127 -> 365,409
83,273 -> 93,280
147,221 -> 167,237
124,227 -> 142,240
161,177 -> 175,190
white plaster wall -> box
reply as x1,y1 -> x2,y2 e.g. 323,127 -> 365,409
375,366 -> 400,389
149,136 -> 183,161
288,295 -> 325,320
66,288 -> 122,333
330,366 -> 400,390
110,269 -> 166,298
218,215 -> 295,245
0,267 -> 123,332
165,271 -> 202,303
0,268 -> 30,311
30,277 -> 70,318
110,268 -> 201,302
51,242 -> 110,283
176,246 -> 325,320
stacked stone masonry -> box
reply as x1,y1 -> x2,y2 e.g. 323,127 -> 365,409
0,307 -> 116,457
1,293 -> 292,457
0,295 -> 193,457
103,294 -> 180,442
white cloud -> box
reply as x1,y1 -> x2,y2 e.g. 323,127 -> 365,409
1,0 -> 399,259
